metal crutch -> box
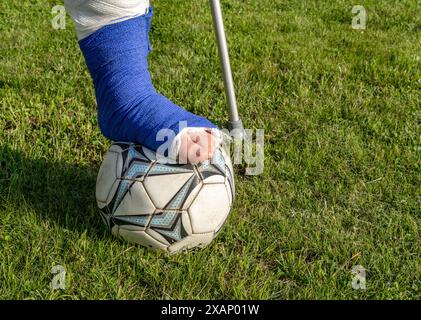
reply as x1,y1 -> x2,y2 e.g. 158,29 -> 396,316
210,0 -> 245,138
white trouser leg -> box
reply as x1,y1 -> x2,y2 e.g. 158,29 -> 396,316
64,0 -> 150,40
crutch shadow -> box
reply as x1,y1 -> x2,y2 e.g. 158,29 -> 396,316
0,144 -> 106,238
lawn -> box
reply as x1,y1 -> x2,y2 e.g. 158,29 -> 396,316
0,0 -> 420,299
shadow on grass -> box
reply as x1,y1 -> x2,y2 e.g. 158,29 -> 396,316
0,144 -> 106,238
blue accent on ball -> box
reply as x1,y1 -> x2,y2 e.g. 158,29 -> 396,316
116,215 -> 149,227
157,218 -> 182,241
79,7 -> 217,152
125,163 -> 150,180
127,146 -> 148,162
147,163 -> 192,176
212,149 -> 226,173
150,211 -> 178,228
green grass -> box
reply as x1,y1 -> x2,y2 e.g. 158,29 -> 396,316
0,0 -> 420,299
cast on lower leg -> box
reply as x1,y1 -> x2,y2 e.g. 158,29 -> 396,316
75,7 -> 218,155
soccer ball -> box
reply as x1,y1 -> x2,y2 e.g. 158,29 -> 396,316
95,142 -> 235,254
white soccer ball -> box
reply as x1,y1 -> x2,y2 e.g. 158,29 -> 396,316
96,142 -> 235,254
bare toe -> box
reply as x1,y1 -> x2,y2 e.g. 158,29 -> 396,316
178,129 -> 217,164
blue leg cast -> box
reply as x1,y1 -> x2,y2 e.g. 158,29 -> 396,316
79,8 -> 217,152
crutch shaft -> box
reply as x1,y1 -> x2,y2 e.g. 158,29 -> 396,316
210,0 -> 240,123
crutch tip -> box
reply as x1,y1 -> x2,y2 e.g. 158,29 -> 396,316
228,119 -> 246,140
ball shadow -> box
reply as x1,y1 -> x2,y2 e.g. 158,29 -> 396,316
0,144 -> 106,238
